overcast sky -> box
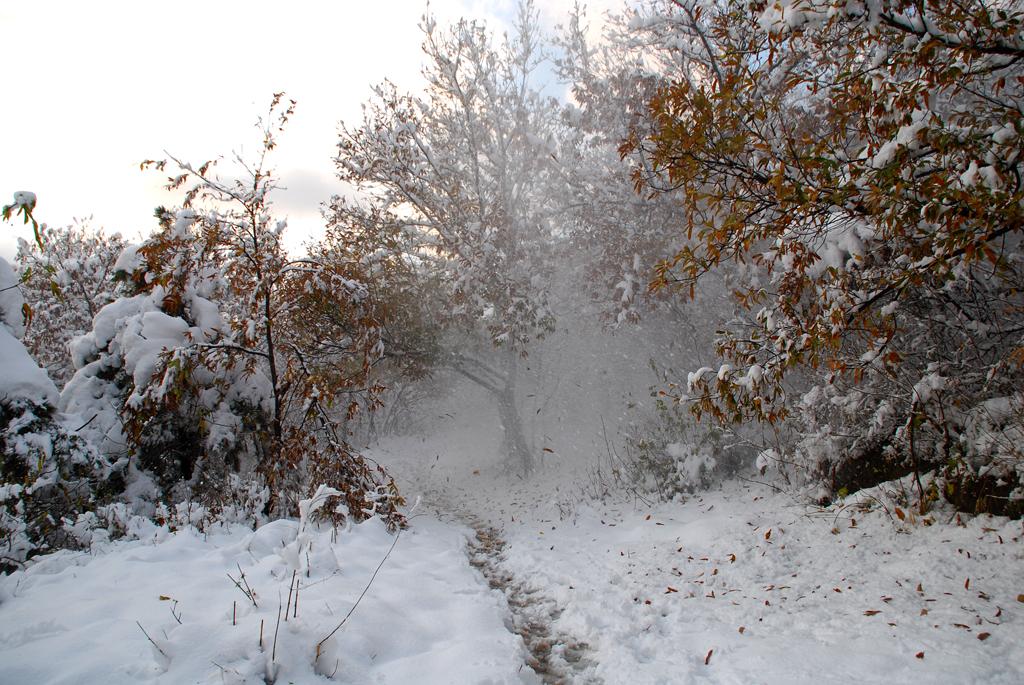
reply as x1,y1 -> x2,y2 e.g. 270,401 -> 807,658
0,0 -> 621,259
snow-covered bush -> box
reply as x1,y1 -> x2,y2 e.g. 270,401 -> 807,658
0,256 -> 110,570
60,213 -> 270,506
621,397 -> 748,500
56,97 -> 407,530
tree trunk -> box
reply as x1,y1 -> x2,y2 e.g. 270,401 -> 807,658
497,348 -> 533,476
448,348 -> 534,475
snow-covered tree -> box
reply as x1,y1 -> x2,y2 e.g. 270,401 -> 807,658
554,3 -> 703,325
62,96 -> 404,526
627,0 -> 1024,508
16,221 -> 126,387
332,3 -> 565,474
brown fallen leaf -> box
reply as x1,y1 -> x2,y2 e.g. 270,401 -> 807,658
738,626 -> 745,634
915,652 -> 925,660
665,586 -> 678,594
728,554 -> 736,563
864,610 -> 882,616
704,649 -> 713,665
765,529 -> 772,540
920,609 -> 929,616
965,578 -> 971,590
916,583 -> 923,593
1017,594 -> 1024,603
895,507 -> 906,521
977,632 -> 991,641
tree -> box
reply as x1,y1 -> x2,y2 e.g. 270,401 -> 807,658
627,0 -> 1024,503
64,95 -> 404,526
315,201 -> 443,444
555,2 -> 705,325
332,3 -> 565,474
16,221 -> 126,387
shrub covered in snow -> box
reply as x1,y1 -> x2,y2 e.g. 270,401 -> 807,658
60,212 -> 270,506
0,257 -> 111,570
622,397 -> 749,500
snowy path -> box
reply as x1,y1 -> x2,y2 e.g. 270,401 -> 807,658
398,462 -> 602,683
467,522 -> 598,684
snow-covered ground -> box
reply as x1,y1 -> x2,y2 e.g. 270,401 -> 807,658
2,396 -> 1023,684
371,405 -> 1024,685
0,507 -> 531,684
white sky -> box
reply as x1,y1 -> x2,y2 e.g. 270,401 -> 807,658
0,0 -> 621,260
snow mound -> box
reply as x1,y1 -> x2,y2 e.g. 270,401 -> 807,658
0,257 -> 27,339
0,326 -> 58,407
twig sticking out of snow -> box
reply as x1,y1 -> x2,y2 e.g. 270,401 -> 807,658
227,563 -> 259,607
285,570 -> 297,621
315,530 -> 401,661
272,593 -> 282,665
136,621 -> 167,658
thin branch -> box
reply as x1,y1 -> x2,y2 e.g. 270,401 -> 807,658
316,530 -> 401,660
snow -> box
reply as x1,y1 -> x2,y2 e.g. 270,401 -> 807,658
4,375 -> 1024,683
0,256 -> 59,406
0,327 -> 59,407
490,486 -> 1024,684
0,511 -> 531,684
0,257 -> 26,338
12,191 -> 36,210
112,243 -> 143,276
